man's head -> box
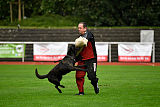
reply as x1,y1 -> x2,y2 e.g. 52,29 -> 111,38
78,22 -> 87,35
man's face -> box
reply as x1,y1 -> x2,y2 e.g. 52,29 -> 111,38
78,23 -> 86,35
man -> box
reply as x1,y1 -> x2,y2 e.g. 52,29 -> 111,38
75,22 -> 99,95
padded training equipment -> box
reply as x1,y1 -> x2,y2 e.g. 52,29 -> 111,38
75,36 -> 88,47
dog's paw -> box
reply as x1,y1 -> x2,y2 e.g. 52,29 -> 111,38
59,90 -> 62,93
60,85 -> 65,88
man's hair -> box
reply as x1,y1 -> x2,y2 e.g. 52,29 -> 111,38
79,22 -> 87,28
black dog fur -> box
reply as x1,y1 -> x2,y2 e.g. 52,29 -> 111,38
35,44 -> 87,93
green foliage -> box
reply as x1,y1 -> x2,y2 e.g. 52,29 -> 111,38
19,14 -> 81,27
0,0 -> 10,20
0,0 -> 160,26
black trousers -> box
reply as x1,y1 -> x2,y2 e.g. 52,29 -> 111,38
84,58 -> 99,86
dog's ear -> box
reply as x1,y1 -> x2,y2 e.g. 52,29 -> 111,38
67,44 -> 75,51
67,44 -> 75,55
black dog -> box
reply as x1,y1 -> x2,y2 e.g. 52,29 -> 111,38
35,44 -> 87,93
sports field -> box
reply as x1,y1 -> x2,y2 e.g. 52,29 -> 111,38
0,64 -> 160,107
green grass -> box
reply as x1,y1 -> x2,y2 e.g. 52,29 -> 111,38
0,64 -> 160,107
20,14 -> 79,27
0,14 -> 81,28
1,14 -> 160,29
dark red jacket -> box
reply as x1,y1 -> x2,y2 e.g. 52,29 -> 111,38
79,30 -> 97,61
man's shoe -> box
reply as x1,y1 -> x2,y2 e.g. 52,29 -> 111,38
94,83 -> 99,94
75,92 -> 84,95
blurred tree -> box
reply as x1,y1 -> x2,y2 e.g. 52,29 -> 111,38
0,0 -> 160,26
0,0 -> 10,20
22,0 -> 42,17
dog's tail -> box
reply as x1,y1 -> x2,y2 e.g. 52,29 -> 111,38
35,68 -> 48,79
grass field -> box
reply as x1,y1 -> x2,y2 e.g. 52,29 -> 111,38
0,64 -> 160,107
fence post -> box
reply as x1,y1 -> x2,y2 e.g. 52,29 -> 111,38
152,42 -> 155,63
109,44 -> 111,62
22,43 -> 24,62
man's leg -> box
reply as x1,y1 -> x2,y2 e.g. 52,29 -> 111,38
76,61 -> 86,95
85,59 -> 99,94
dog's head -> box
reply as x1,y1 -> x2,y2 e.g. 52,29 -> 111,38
67,44 -> 76,56
67,44 -> 83,58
